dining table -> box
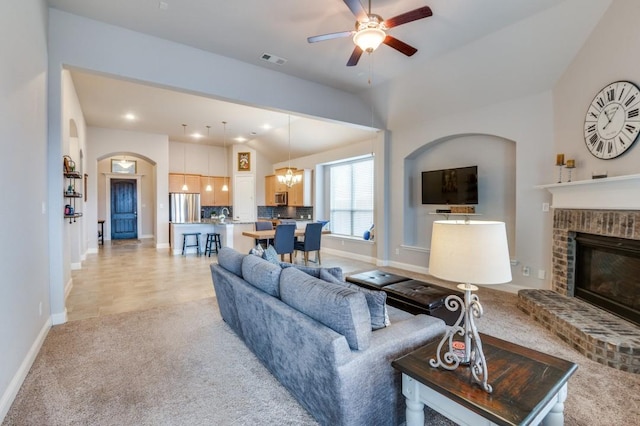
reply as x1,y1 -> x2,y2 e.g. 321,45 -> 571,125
241,229 -> 330,240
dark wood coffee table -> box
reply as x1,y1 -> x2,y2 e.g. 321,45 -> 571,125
392,334 -> 577,426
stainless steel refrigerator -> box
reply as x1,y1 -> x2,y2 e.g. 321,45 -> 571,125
169,193 -> 201,223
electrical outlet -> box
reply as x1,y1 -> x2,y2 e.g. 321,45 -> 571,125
538,269 -> 546,280
395,248 -> 400,255
341,240 -> 344,246
542,203 -> 549,212
522,266 -> 530,277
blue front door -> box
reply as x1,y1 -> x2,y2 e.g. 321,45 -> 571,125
111,179 -> 137,240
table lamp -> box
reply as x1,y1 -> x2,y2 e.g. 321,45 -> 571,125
428,220 -> 512,393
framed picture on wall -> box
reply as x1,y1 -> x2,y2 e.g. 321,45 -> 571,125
238,152 -> 250,171
111,159 -> 137,174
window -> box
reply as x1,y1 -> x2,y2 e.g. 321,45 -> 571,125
328,157 -> 374,238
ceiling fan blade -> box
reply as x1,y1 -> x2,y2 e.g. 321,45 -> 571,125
347,46 -> 364,66
383,35 -> 418,56
384,6 -> 433,29
343,0 -> 368,22
307,30 -> 354,43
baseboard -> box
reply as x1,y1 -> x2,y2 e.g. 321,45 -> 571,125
65,278 -> 73,300
321,247 -> 376,265
87,248 -> 99,254
51,308 -> 68,325
387,260 -> 429,275
156,243 -> 170,249
0,318 -> 51,422
70,262 -> 82,270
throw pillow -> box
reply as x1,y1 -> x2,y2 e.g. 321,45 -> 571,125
250,244 -> 264,257
280,262 -> 344,281
262,245 -> 280,265
320,269 -> 390,330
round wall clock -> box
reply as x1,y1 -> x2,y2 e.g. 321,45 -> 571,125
584,80 -> 640,159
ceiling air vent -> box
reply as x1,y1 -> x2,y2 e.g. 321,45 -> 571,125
261,53 -> 287,66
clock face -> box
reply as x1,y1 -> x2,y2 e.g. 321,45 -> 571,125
584,81 -> 640,159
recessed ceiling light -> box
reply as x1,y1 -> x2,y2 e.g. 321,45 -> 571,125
158,1 -> 169,11
191,132 -> 203,139
234,137 -> 247,143
124,113 -> 136,121
262,124 -> 272,130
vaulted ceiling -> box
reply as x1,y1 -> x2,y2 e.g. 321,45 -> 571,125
47,0 -> 609,162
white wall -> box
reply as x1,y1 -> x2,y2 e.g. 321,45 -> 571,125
404,135 -> 516,253
383,90 -> 555,289
0,0 -> 50,420
86,127 -> 169,251
554,0 -> 640,177
47,9 -> 375,321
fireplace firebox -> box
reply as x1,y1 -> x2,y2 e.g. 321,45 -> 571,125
574,233 -> 640,326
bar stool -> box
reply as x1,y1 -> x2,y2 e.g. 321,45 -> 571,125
182,232 -> 201,256
204,233 -> 222,257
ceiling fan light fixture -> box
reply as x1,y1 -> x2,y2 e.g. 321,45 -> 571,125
353,27 -> 385,52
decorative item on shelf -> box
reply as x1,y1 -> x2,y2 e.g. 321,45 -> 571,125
565,159 -> 575,182
428,220 -> 512,393
555,153 -> 565,183
450,206 -> 475,214
592,170 -> 608,179
63,155 -> 76,173
277,115 -> 302,188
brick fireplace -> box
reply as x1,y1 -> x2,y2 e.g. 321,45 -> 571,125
517,175 -> 640,373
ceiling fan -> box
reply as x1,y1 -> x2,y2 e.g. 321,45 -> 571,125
307,0 -> 433,66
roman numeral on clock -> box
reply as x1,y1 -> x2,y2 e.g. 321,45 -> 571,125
625,95 -> 636,107
586,124 -> 596,133
628,108 -> 639,119
607,88 -> 615,102
625,124 -> 637,133
589,133 -> 598,145
597,97 -> 605,108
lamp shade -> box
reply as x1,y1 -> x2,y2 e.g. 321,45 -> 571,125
429,220 -> 512,285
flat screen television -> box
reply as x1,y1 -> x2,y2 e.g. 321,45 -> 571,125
421,166 -> 478,205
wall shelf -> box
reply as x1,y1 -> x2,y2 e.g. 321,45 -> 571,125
63,158 -> 82,223
429,212 -> 481,220
536,174 -> 640,210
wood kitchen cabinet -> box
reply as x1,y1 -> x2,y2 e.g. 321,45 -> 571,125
169,173 -> 200,193
200,176 -> 231,206
288,169 -> 312,206
265,174 -> 287,206
265,175 -> 277,206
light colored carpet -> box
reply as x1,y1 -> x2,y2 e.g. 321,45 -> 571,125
4,287 -> 640,425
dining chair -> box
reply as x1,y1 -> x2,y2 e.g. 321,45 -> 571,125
293,222 -> 323,266
254,221 -> 274,248
273,224 -> 296,262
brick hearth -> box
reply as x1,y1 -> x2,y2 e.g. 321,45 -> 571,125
517,208 -> 640,373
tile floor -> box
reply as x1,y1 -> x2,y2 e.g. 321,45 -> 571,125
67,239 -> 376,322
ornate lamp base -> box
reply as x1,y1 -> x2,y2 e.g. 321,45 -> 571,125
429,283 -> 493,393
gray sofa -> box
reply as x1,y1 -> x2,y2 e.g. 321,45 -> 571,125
210,247 -> 446,426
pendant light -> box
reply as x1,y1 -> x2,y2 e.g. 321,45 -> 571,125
205,125 -> 212,192
181,124 -> 188,191
277,115 -> 302,188
222,121 -> 229,192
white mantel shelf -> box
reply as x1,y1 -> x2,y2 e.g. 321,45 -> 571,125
535,174 -> 640,210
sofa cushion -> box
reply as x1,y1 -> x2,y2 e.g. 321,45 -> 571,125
280,267 -> 371,350
241,254 -> 282,297
320,269 -> 390,330
217,247 -> 245,277
280,262 -> 344,281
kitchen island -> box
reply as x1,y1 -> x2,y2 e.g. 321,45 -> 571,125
170,220 -> 255,255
